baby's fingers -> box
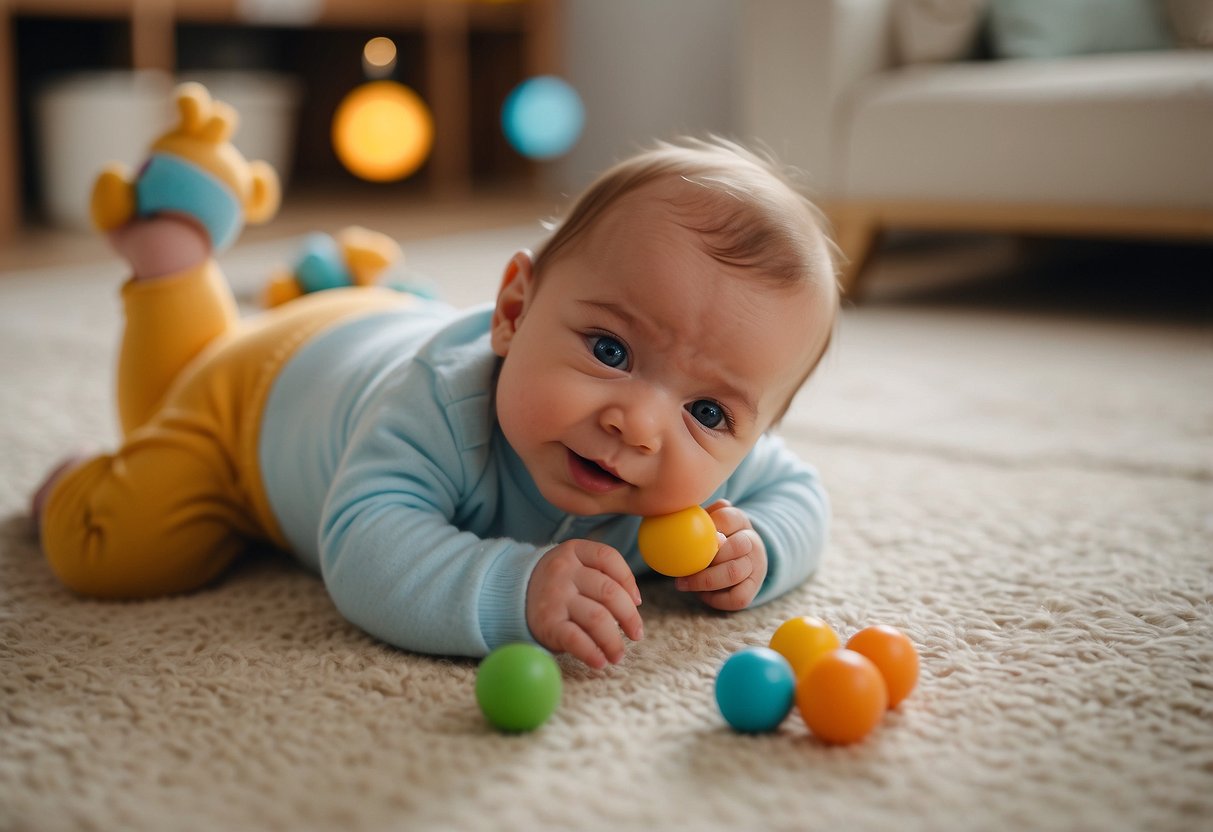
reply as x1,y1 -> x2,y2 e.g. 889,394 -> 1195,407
707,501 -> 751,537
574,568 -> 643,641
676,530 -> 758,593
677,553 -> 754,593
550,619 -> 609,670
698,577 -> 762,611
573,540 -> 642,606
568,596 -> 629,665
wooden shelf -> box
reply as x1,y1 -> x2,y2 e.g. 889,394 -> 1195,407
0,0 -> 563,241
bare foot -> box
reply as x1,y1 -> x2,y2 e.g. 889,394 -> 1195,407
107,214 -> 211,281
29,454 -> 91,539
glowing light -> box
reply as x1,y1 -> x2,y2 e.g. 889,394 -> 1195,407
332,81 -> 434,182
501,75 -> 584,160
362,36 -> 398,78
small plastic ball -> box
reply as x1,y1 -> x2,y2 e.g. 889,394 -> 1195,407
797,649 -> 888,745
846,625 -> 919,709
475,643 -> 562,732
637,506 -> 718,578
715,646 -> 796,733
769,615 -> 841,680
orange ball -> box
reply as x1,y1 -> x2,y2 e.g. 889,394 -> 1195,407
796,649 -> 887,745
768,615 -> 840,680
846,625 -> 919,709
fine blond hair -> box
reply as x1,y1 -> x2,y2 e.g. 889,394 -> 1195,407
533,136 -> 840,296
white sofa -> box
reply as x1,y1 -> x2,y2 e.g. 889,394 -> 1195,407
740,0 -> 1213,296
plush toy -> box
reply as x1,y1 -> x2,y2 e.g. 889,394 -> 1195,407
262,226 -> 404,307
90,81 -> 280,252
262,225 -> 443,308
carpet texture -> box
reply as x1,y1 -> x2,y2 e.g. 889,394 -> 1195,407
1,230 -> 1210,831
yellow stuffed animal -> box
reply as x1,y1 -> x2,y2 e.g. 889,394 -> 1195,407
90,82 -> 280,252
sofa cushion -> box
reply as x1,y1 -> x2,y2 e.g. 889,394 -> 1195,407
841,51 -> 1213,208
988,0 -> 1175,59
1165,0 -> 1213,48
894,0 -> 989,64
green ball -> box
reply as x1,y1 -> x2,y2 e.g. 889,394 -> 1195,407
475,644 -> 562,732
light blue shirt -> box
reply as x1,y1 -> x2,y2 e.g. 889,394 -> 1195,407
259,303 -> 830,658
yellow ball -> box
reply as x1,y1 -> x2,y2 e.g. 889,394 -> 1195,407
769,615 -> 840,680
332,81 -> 434,182
637,505 -> 718,577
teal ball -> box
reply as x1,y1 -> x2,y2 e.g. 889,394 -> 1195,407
715,646 -> 796,733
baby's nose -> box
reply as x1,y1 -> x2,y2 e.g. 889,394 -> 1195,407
600,400 -> 663,454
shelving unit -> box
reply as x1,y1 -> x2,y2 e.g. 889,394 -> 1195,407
0,0 -> 563,241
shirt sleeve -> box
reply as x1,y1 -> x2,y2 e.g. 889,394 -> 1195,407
718,433 -> 830,605
317,372 -> 548,658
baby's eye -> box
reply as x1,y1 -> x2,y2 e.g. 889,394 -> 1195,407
592,335 -> 629,369
688,399 -> 726,429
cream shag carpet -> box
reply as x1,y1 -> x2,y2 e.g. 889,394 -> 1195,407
2,230 -> 1211,831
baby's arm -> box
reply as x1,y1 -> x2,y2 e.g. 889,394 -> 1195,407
674,434 -> 830,610
319,392 -> 641,666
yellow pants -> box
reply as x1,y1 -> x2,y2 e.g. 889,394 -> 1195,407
40,261 -> 408,598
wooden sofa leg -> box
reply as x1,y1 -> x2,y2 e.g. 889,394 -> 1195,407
832,210 -> 880,301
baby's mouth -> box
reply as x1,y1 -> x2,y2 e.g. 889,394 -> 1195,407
566,449 -> 627,494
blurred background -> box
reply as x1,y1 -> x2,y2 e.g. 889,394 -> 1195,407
0,0 -> 1209,307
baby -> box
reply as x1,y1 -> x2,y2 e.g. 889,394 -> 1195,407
34,84 -> 838,669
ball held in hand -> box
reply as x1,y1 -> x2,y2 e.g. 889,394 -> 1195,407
637,505 -> 718,578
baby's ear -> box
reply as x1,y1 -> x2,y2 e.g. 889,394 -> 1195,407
490,250 -> 535,357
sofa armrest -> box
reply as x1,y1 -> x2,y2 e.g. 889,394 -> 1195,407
739,0 -> 897,196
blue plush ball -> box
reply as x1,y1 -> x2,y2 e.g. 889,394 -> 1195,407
295,233 -> 353,294
715,646 -> 796,733
501,76 -> 584,160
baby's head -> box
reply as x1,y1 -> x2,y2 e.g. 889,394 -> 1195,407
491,137 -> 838,517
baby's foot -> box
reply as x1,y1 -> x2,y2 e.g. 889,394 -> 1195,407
29,453 -> 90,539
107,215 -> 211,281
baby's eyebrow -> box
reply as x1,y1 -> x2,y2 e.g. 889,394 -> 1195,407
577,299 -> 760,427
576,299 -> 636,330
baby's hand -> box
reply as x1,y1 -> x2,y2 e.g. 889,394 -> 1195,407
675,499 -> 768,611
526,539 -> 644,669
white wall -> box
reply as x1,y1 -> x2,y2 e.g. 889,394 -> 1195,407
551,0 -> 741,192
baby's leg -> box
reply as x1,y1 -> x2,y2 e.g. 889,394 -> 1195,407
39,424 -> 257,598
38,283 -> 412,597
117,257 -> 239,436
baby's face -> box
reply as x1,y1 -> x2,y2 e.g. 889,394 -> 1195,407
491,184 -> 831,518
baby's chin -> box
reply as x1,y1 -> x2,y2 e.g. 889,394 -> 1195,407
549,490 -> 710,520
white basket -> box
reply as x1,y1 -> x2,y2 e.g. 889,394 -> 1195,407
36,69 -> 301,230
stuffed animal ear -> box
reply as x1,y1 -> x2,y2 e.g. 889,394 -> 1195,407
199,102 -> 238,145
174,82 -> 212,135
243,160 -> 281,224
90,163 -> 136,231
